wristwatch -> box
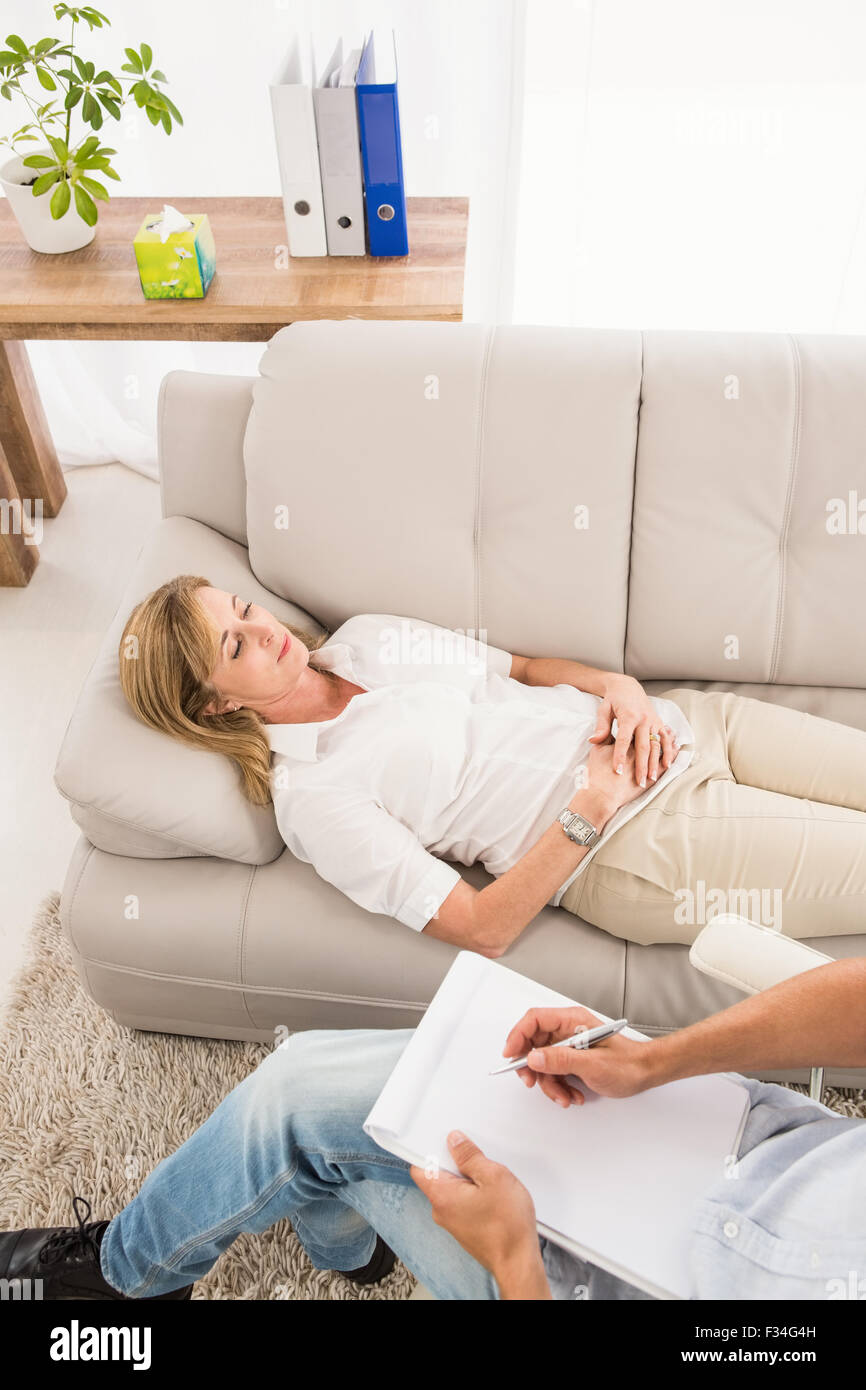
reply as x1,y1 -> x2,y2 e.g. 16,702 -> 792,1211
557,807 -> 600,848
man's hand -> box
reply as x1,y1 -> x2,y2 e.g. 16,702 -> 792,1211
590,674 -> 679,786
502,1006 -> 654,1104
410,1131 -> 551,1298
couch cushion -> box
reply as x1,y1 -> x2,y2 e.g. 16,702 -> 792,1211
642,678 -> 866,732
627,330 -> 866,687
54,516 -> 321,863
243,320 -> 642,670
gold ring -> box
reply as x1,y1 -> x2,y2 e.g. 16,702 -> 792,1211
649,732 -> 661,743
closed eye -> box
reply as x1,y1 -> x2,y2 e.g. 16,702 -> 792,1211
232,601 -> 253,658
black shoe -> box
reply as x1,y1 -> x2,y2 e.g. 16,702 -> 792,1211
0,1195 -> 194,1300
341,1234 -> 398,1286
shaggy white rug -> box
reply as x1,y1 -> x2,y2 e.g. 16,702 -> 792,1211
0,894 -> 416,1300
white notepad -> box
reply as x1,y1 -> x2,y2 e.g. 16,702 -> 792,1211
364,951 -> 750,1299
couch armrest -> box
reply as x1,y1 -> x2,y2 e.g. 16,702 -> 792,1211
158,369 -> 255,548
688,914 -> 835,997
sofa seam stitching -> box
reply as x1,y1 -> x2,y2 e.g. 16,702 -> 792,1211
69,953 -> 430,1008
63,838 -> 96,956
237,863 -> 258,1028
156,372 -> 169,520
473,324 -> 495,636
769,335 -> 802,683
623,329 -> 644,674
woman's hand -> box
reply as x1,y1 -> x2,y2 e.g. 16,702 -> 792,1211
584,738 -> 644,818
590,674 -> 679,787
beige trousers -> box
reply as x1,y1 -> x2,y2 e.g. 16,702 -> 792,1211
560,688 -> 866,946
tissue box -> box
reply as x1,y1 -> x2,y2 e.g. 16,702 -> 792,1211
133,212 -> 216,299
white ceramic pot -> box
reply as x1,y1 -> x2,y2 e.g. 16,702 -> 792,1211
0,147 -> 96,253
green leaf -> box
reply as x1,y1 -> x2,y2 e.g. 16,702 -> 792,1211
159,109 -> 170,134
140,42 -> 152,71
83,60 -> 94,81
77,173 -> 107,200
34,37 -> 56,55
89,156 -> 120,179
36,66 -> 57,91
123,47 -> 143,74
150,69 -> 166,83
72,54 -> 87,79
76,134 -> 99,158
50,177 -> 70,218
0,51 -> 23,67
145,105 -> 160,126
97,93 -> 119,119
5,34 -> 29,56
64,84 -> 83,109
33,169 -> 61,195
21,153 -> 56,167
1,85 -> 11,100
162,94 -> 182,126
46,132 -> 68,162
73,182 -> 97,224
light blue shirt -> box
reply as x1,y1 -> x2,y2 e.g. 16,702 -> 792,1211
541,1078 -> 866,1301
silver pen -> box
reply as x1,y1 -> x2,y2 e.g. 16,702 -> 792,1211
489,1018 -> 628,1075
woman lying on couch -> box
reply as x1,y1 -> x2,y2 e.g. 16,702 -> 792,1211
116,576 -> 866,954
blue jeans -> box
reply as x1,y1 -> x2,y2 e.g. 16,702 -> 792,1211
100,1028 -> 501,1300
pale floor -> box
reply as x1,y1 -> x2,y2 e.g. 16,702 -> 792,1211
0,463 -> 161,1023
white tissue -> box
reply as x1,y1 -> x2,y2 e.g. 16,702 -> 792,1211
148,203 -> 194,243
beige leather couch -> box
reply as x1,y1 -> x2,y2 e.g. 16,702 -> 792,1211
55,321 -> 866,1083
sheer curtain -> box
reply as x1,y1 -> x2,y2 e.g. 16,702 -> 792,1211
514,0 -> 866,331
7,0 -> 866,476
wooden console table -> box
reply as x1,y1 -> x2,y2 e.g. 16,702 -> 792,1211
0,194 -> 468,585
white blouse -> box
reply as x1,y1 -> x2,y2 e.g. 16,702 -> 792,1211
266,614 -> 694,931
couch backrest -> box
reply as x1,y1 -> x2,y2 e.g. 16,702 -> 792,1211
628,330 -> 866,687
237,321 -> 866,688
242,321 -> 642,674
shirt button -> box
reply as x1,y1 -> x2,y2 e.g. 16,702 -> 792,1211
723,1220 -> 739,1240
810,1250 -> 821,1268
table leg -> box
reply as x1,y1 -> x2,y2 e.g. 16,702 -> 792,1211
0,340 -> 67,517
0,440 -> 39,585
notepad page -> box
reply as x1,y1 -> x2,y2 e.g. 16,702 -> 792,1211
365,952 -> 749,1300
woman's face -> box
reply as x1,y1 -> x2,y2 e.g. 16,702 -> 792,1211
197,586 -> 310,711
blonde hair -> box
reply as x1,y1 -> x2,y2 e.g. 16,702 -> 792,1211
118,574 -> 328,806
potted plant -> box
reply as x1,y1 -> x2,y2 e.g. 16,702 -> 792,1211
0,4 -> 183,253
